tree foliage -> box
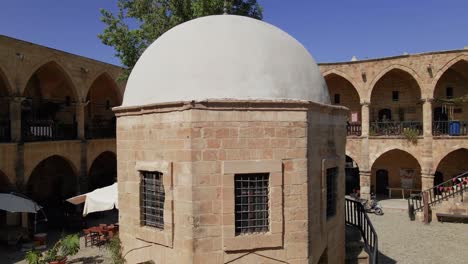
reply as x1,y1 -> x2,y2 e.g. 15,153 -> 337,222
99,0 -> 263,79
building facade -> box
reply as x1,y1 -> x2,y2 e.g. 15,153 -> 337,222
319,50 -> 468,199
0,35 -> 124,226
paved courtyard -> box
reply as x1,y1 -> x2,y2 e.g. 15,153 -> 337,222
369,210 -> 468,264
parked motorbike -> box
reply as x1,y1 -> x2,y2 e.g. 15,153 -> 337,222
362,193 -> 384,215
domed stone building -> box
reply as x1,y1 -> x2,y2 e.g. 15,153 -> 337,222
115,15 -> 347,263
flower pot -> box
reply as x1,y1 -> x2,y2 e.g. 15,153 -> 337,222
49,256 -> 67,264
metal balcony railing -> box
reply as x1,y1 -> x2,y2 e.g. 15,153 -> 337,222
345,198 -> 379,264
23,120 -> 77,142
432,120 -> 468,136
0,120 -> 10,142
347,122 -> 362,136
86,123 -> 116,139
370,121 -> 423,136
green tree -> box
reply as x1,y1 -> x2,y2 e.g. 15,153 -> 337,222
99,0 -> 263,79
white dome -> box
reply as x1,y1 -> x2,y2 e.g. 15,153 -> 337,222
122,15 -> 330,107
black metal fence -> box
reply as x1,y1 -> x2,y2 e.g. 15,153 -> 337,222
0,120 -> 10,142
432,120 -> 468,136
408,171 -> 468,217
370,121 -> 422,136
347,122 -> 362,136
345,198 -> 379,264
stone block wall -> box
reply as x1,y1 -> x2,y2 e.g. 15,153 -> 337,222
115,100 -> 347,264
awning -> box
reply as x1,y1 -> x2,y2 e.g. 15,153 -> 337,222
0,193 -> 42,213
66,183 -> 118,216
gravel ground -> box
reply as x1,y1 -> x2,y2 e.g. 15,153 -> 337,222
368,210 -> 468,264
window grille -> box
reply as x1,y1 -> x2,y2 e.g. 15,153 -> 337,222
140,171 -> 165,229
326,167 -> 338,219
234,173 -> 269,235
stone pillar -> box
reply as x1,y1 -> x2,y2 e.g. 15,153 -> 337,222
359,170 -> 371,200
422,99 -> 433,137
76,102 -> 87,140
361,102 -> 370,137
9,97 -> 24,142
421,171 -> 434,191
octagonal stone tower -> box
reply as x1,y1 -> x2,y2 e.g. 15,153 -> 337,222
115,15 -> 347,264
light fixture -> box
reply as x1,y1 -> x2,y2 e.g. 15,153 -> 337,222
15,52 -> 24,60
80,67 -> 89,73
427,65 -> 433,78
361,72 -> 367,83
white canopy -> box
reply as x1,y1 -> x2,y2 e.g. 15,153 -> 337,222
0,193 -> 42,213
67,183 -> 118,216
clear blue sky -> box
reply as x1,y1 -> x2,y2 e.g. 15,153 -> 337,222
1,0 -> 467,66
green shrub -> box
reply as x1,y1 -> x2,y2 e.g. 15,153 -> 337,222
107,234 -> 126,264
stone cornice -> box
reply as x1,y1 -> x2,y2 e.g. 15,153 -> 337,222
113,99 -> 349,117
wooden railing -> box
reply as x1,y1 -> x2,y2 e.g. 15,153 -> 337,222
345,198 -> 379,264
23,120 -> 77,142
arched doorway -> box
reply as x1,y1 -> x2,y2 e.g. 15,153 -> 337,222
370,69 -> 423,136
85,74 -> 120,139
371,149 -> 421,198
27,155 -> 78,228
88,151 -> 117,191
433,60 -> 468,136
324,73 -> 361,136
0,69 -> 10,141
345,155 -> 360,194
435,148 -> 468,182
22,62 -> 78,141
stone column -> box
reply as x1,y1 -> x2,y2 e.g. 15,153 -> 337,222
422,99 -> 433,137
359,170 -> 371,200
361,102 -> 370,137
9,97 -> 24,142
421,171 -> 434,191
76,102 -> 87,140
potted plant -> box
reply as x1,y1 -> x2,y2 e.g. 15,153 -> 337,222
25,233 -> 80,264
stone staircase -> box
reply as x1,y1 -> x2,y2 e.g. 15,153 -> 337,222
345,225 -> 369,264
430,191 -> 468,222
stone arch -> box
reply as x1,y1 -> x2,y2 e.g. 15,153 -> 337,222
431,55 -> 468,91
26,155 -> 79,228
0,169 -> 13,192
345,154 -> 360,195
21,60 -> 79,100
323,69 -> 363,100
371,149 -> 422,196
0,66 -> 13,96
86,71 -> 123,104
88,151 -> 117,191
25,150 -> 80,184
433,148 -> 468,182
367,64 -> 424,100
0,66 -> 11,122
368,66 -> 424,127
345,150 -> 360,168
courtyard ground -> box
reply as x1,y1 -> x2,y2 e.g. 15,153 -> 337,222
369,209 -> 468,264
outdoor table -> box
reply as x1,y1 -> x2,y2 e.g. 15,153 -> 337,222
386,187 -> 419,198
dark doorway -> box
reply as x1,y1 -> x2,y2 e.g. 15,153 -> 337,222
376,169 -> 389,195
433,107 -> 448,121
88,152 -> 117,192
378,109 -> 392,121
434,171 -> 444,195
345,156 -> 360,194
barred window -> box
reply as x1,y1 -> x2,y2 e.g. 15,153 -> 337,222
326,167 -> 338,219
140,171 -> 165,229
234,173 -> 269,235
